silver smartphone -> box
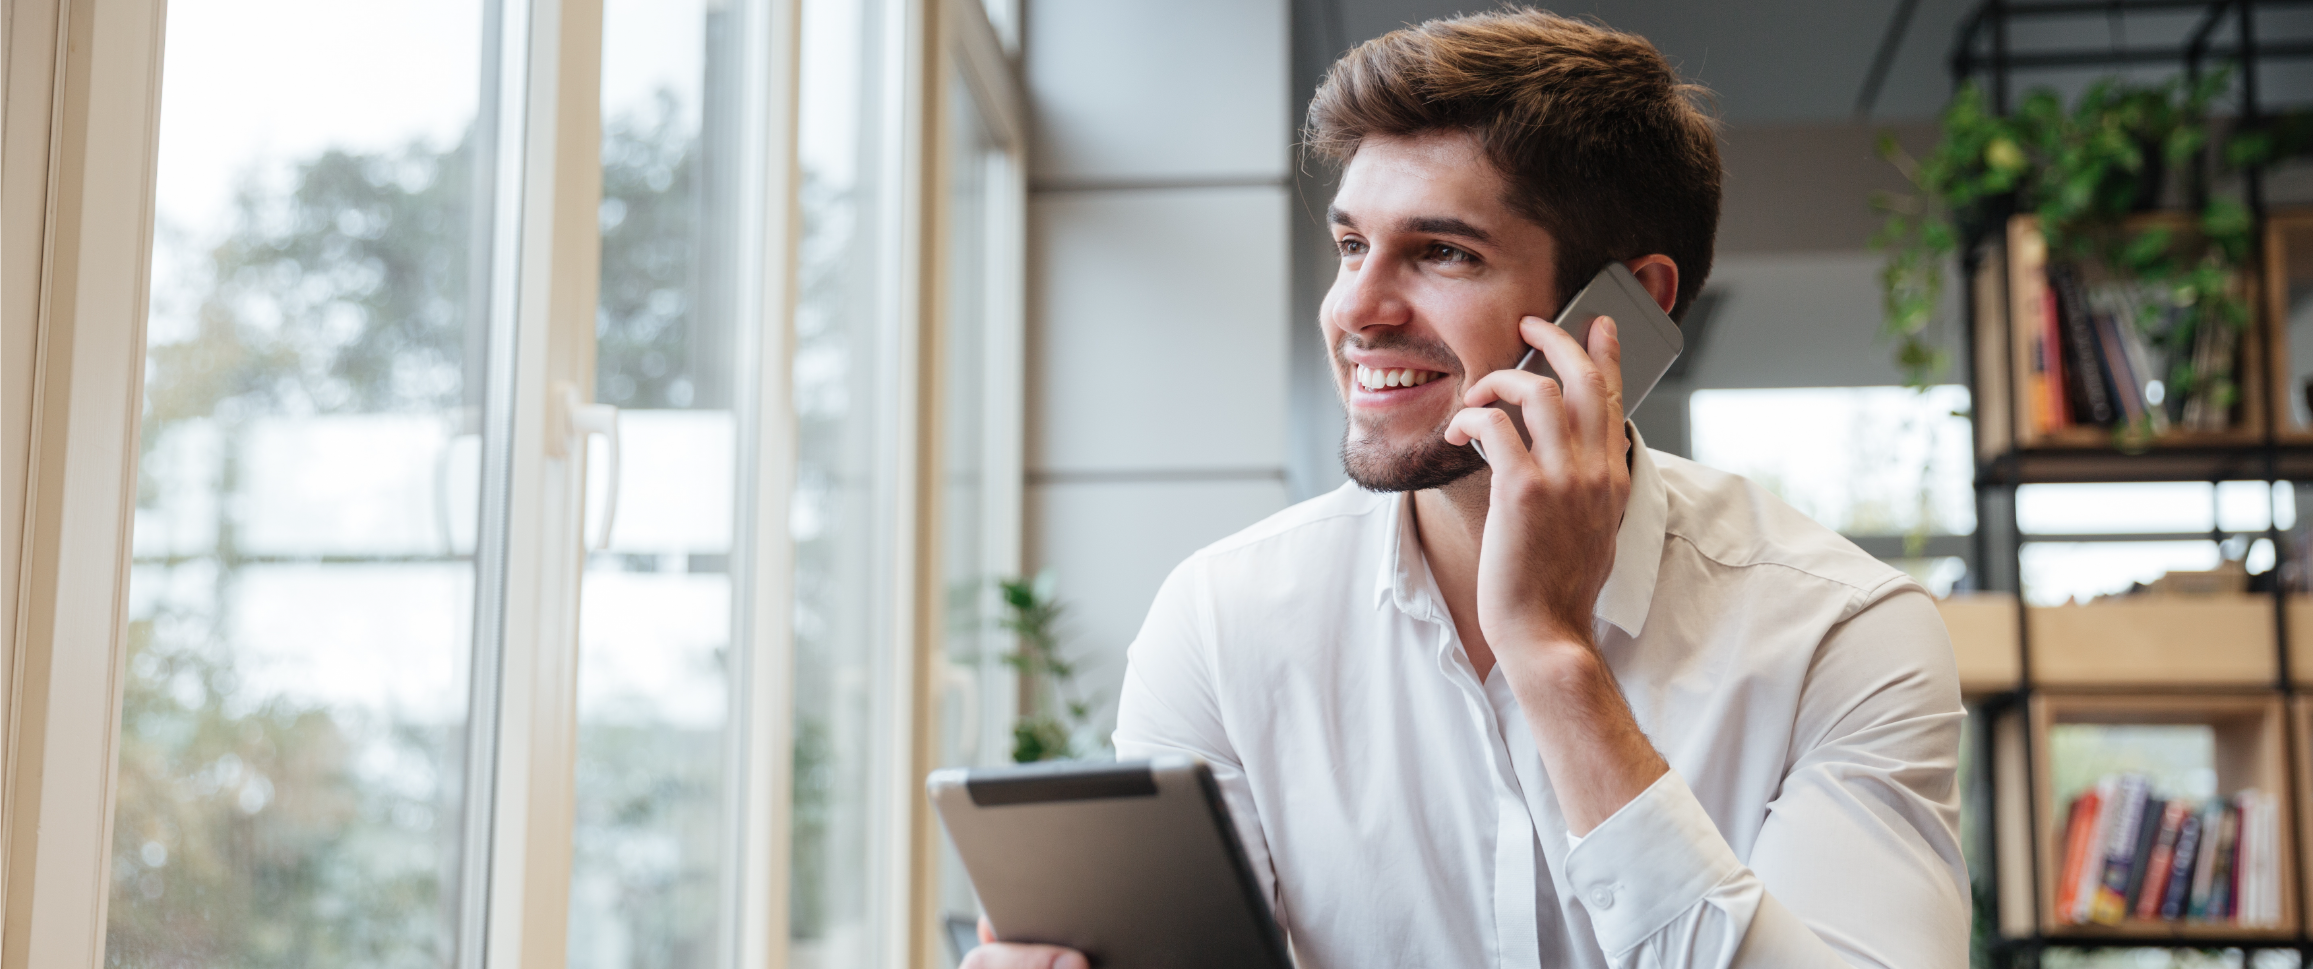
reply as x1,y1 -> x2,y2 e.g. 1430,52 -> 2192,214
1473,261 -> 1684,461
929,757 -> 1293,968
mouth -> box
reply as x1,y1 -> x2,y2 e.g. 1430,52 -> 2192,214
1352,364 -> 1448,394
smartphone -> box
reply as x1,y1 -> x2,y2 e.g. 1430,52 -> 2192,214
1472,261 -> 1684,462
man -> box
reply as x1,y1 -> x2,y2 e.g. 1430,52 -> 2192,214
971,9 -> 1967,968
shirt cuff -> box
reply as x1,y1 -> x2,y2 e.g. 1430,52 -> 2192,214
1561,769 -> 1746,955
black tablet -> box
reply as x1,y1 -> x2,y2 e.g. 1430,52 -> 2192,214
928,757 -> 1293,968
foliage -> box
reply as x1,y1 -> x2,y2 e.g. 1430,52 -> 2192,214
1871,72 -> 2256,412
997,571 -> 1099,762
107,620 -> 450,969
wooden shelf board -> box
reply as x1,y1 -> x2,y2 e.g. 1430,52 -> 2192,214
1979,445 -> 2313,484
2038,921 -> 2297,942
2028,598 -> 2277,688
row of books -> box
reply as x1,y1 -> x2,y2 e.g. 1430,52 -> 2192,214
2055,774 -> 2282,927
2009,224 -> 2240,435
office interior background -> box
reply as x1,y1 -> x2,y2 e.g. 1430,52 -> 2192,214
4,0 -> 2309,967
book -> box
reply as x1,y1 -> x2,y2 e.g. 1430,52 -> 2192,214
2122,795 -> 2167,913
2158,809 -> 2201,920
2090,775 -> 2150,923
2052,264 -> 2117,426
2044,283 -> 2070,428
2092,297 -> 2147,428
2189,799 -> 2225,919
2007,219 -> 2064,433
2206,803 -> 2239,920
2073,776 -> 2122,923
2107,293 -> 2172,434
2056,791 -> 2103,921
2133,799 -> 2190,920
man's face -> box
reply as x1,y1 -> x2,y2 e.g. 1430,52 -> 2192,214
1322,130 -> 1562,492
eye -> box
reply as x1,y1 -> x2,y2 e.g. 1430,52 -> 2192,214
1426,243 -> 1475,265
1336,236 -> 1367,257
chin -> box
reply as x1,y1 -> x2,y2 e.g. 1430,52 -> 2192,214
1339,423 -> 1485,493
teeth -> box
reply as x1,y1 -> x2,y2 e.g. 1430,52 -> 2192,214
1356,365 -> 1436,391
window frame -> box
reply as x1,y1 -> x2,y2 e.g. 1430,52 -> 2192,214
0,0 -> 1024,966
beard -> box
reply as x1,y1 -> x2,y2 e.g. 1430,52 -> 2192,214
1334,331 -> 1487,493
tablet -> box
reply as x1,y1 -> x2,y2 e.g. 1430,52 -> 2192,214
928,757 -> 1293,968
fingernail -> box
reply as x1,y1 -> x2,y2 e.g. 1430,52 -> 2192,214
1053,953 -> 1089,969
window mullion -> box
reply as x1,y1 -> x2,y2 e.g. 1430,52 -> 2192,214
1,1 -> 167,967
728,1 -> 807,968
469,0 -> 605,968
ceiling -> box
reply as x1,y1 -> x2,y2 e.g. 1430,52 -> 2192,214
1301,0 -> 2313,125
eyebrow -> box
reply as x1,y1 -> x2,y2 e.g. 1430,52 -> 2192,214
1326,205 -> 1495,246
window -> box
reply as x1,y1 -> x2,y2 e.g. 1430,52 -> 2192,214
1688,385 -> 1975,592
10,0 -> 1028,965
108,1 -> 494,962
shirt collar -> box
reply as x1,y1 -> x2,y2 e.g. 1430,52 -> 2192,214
1370,424 -> 1670,639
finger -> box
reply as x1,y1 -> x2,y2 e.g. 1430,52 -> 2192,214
979,917 -> 996,945
961,942 -> 1089,969
1462,369 -> 1570,470
1445,404 -> 1529,469
1521,314 -> 1623,448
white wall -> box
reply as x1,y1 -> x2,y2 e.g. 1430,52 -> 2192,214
1022,0 -> 1295,739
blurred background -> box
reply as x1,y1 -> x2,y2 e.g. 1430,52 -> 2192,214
69,0 -> 2313,967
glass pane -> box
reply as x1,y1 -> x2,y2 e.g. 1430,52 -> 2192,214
792,0 -> 900,964
2021,540 -> 2223,606
109,1 -> 490,964
2017,482 -> 2216,534
1687,385 -> 1975,536
934,69 -> 1002,949
567,0 -> 741,966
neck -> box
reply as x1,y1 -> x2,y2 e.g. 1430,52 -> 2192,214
1409,468 -> 1494,675
1413,468 -> 1491,560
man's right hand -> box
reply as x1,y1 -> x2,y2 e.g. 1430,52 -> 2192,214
961,917 -> 1088,969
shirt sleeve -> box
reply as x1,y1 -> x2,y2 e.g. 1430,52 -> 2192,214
1109,558 -> 1286,925
1559,585 -> 1971,968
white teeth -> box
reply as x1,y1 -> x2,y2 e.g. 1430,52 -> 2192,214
1356,365 -> 1436,390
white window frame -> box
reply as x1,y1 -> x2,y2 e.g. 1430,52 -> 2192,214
0,0 -> 1024,966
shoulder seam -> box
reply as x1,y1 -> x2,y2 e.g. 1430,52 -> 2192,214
1660,529 -> 1902,602
1193,498 -> 1391,559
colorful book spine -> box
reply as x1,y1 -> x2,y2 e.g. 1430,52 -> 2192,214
2089,775 -> 2149,924
2132,799 -> 2189,920
2057,791 -> 2102,920
2158,810 -> 2201,921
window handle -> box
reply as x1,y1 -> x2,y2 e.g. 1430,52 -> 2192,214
555,380 -> 621,552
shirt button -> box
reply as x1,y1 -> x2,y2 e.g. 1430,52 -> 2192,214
1589,887 -> 1615,909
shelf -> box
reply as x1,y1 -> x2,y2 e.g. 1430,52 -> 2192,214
1941,593 -> 2022,695
2030,598 -> 2277,689
1976,445 -> 2313,485
2014,693 -> 2299,940
2264,211 -> 2313,443
1972,213 -> 2273,482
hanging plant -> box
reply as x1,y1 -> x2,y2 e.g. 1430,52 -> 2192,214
1870,70 -> 2252,424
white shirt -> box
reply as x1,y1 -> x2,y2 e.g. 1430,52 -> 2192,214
1111,437 -> 1970,969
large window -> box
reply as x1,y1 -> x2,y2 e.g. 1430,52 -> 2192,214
44,0 -> 1029,966
108,1 -> 493,963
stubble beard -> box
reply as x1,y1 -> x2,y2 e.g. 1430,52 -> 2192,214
1335,334 -> 1487,494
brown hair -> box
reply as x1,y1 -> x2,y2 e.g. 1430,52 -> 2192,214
1305,8 -> 1720,321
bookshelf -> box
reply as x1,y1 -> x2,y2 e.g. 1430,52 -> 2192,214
1997,693 -> 2299,941
1946,2 -> 2313,963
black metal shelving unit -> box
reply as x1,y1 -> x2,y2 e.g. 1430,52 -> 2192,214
1951,1 -> 2313,965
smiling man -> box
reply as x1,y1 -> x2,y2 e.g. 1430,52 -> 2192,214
969,9 -> 1967,969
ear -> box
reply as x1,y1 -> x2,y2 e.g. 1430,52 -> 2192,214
1622,254 -> 1679,316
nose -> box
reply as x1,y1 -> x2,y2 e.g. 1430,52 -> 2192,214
1324,249 -> 1412,339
